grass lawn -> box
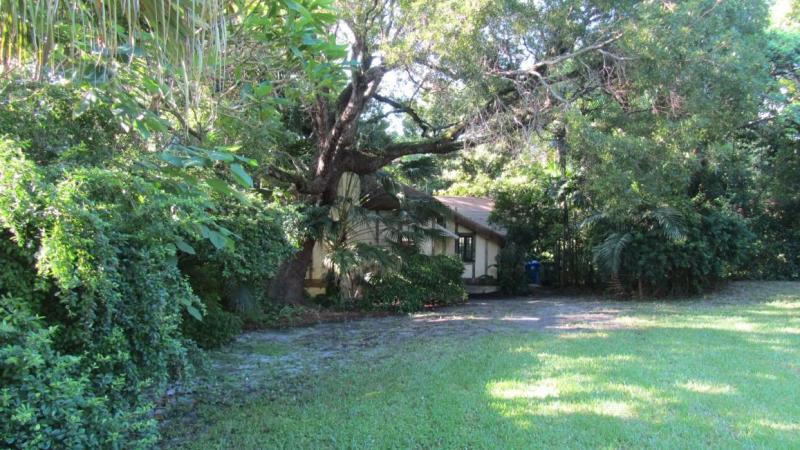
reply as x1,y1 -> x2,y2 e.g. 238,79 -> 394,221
178,286 -> 800,449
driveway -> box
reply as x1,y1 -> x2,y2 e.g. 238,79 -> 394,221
163,293 -> 631,426
161,281 -> 794,435
202,293 -> 635,392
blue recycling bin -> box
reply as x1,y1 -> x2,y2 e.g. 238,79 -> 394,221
525,260 -> 541,285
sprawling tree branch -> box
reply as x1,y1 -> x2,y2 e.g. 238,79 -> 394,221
343,138 -> 475,174
492,32 -> 624,79
372,94 -> 433,135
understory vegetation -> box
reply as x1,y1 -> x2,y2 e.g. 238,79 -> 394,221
0,0 -> 798,448
363,253 -> 467,313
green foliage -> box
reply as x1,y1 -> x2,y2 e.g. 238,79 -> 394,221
603,208 -> 753,296
257,304 -> 310,328
178,198 -> 297,345
181,296 -> 244,350
207,199 -> 297,305
490,165 -> 567,257
0,234 -> 39,302
749,216 -> 800,280
0,296 -> 157,449
0,84 -> 220,444
496,243 -> 529,295
364,254 -> 467,313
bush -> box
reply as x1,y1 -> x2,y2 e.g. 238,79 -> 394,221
181,296 -> 244,349
747,214 -> 800,280
364,254 -> 467,313
0,84 -> 212,445
178,198 -> 297,343
496,242 -> 529,295
192,199 -> 296,314
0,233 -> 40,302
614,208 -> 752,296
0,297 -> 157,449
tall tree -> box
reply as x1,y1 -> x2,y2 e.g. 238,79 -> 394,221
260,0 -> 639,303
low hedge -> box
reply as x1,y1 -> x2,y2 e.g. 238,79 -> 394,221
363,254 -> 467,313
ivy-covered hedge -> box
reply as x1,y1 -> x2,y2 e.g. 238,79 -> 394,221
1,297 -> 157,448
0,83 -> 295,446
0,138 -> 201,446
363,254 -> 467,312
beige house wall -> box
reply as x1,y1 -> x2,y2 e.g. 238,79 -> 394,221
305,172 -> 502,295
448,217 -> 501,280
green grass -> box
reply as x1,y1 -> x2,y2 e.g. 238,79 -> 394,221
178,290 -> 800,449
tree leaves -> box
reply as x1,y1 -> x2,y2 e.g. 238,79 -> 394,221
230,163 -> 253,188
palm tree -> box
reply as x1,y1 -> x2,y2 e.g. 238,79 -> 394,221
584,205 -> 687,295
0,0 -> 226,80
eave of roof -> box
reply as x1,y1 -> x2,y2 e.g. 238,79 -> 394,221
434,195 -> 507,243
358,175 -> 506,243
449,208 -> 506,243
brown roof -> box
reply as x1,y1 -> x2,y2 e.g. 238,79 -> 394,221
359,175 -> 429,211
357,175 -> 506,243
434,196 -> 507,242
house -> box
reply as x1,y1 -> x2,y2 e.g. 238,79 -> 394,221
305,173 -> 506,295
433,196 -> 506,293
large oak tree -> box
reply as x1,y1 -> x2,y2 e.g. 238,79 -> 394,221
241,0 -> 650,303
254,0 -> 770,303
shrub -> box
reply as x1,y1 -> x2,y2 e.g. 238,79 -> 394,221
0,233 -> 40,302
0,296 -> 157,449
178,198 -> 297,342
181,296 -> 244,349
364,254 -> 467,313
0,84 -> 213,445
197,199 -> 296,313
496,242 -> 530,295
747,214 -> 800,280
613,208 -> 752,296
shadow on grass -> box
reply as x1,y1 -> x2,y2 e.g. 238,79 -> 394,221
169,292 -> 800,449
481,311 -> 800,448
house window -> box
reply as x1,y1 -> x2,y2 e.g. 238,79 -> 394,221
455,233 -> 475,262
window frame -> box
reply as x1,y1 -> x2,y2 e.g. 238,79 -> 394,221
455,233 -> 476,263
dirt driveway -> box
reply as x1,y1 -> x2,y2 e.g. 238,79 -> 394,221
197,282 -> 793,390
201,293 -> 636,392
162,281 -> 795,435
162,292 -> 632,426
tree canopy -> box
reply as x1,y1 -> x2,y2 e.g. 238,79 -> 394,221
1,0 -> 798,447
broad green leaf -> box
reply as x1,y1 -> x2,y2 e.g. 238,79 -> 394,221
186,304 -> 203,321
230,163 -> 254,188
175,239 -> 196,255
160,153 -> 185,167
208,151 -> 235,162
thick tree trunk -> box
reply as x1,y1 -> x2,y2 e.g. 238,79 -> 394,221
268,173 -> 342,304
267,236 -> 316,305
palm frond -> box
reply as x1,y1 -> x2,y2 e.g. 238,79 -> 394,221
646,207 -> 686,241
579,211 -> 610,230
1,0 -> 227,82
593,231 -> 633,276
